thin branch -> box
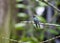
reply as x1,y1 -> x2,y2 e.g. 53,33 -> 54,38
0,34 -> 60,43
22,21 -> 60,27
40,35 -> 60,43
40,0 -> 60,13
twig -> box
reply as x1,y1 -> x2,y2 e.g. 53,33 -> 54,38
40,0 -> 60,13
40,35 -> 60,43
0,34 -> 60,43
22,21 -> 60,27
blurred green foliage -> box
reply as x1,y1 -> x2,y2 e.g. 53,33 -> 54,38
13,0 -> 60,43
15,23 -> 26,30
16,4 -> 27,8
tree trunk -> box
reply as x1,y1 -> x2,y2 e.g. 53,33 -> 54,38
0,0 -> 16,43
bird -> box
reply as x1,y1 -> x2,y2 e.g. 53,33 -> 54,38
33,15 -> 40,28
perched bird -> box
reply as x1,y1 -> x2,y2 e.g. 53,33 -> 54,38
33,15 -> 40,28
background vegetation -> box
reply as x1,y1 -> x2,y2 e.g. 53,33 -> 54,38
0,0 -> 60,43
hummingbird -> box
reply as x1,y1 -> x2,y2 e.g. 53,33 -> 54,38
33,15 -> 40,28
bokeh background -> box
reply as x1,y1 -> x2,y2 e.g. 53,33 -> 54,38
0,0 -> 60,43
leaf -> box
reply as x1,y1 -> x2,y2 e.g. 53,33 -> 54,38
21,37 -> 30,41
39,1 -> 47,7
17,13 -> 28,18
57,27 -> 60,30
39,32 -> 44,41
36,16 -> 46,22
16,4 -> 26,8
17,13 -> 28,20
15,23 -> 26,30
49,29 -> 59,35
31,37 -> 38,42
